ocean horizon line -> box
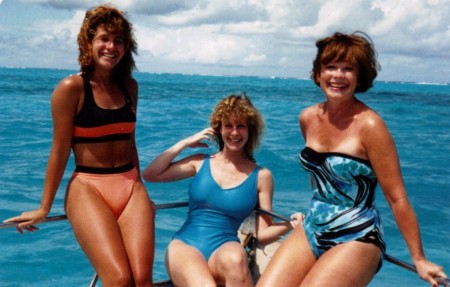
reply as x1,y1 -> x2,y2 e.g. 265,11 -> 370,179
1,66 -> 448,86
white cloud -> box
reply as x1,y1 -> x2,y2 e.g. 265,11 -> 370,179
369,0 -> 450,58
136,25 -> 247,64
2,0 -> 450,82
243,52 -> 266,64
19,0 -> 99,9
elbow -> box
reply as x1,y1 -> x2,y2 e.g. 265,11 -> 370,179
141,173 -> 150,182
256,235 -> 281,246
256,237 -> 270,246
255,231 -> 282,246
142,169 -> 167,182
141,170 -> 156,182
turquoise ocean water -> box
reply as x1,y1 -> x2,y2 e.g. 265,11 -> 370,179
0,67 -> 449,286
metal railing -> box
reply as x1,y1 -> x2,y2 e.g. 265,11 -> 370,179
2,202 -> 449,287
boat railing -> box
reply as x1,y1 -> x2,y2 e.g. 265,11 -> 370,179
1,202 -> 449,287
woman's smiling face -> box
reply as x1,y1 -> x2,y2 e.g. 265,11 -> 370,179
91,25 -> 126,70
220,119 -> 249,152
318,60 -> 358,100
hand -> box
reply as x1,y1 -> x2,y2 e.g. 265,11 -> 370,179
414,258 -> 447,287
289,212 -> 304,229
184,128 -> 216,149
3,208 -> 48,234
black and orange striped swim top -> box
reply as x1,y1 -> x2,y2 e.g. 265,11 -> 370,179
72,74 -> 136,144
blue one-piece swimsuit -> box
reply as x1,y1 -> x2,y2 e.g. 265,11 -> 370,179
299,147 -> 386,260
173,155 -> 260,260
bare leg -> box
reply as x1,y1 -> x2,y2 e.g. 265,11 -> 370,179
66,179 -> 132,287
257,225 -> 316,287
300,241 -> 381,287
208,241 -> 253,287
118,182 -> 155,287
166,240 -> 216,287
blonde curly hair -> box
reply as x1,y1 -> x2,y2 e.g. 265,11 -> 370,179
210,94 -> 264,162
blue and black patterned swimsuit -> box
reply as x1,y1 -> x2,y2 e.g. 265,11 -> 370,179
299,147 -> 386,259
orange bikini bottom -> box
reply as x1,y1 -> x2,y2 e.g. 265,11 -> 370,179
71,163 -> 137,218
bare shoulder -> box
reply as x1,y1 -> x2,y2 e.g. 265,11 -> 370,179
258,166 -> 272,176
359,106 -> 388,132
257,167 -> 274,197
300,104 -> 319,117
299,103 -> 321,123
299,103 -> 321,135
53,74 -> 84,97
257,167 -> 273,182
359,106 -> 393,149
51,74 -> 83,109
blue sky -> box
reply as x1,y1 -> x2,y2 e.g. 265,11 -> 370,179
0,0 -> 449,83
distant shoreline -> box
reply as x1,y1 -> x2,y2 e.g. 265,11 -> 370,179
1,66 -> 448,86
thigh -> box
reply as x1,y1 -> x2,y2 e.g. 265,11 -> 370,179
118,182 -> 155,279
257,225 -> 316,287
301,241 -> 382,287
65,178 -> 130,276
166,240 -> 216,287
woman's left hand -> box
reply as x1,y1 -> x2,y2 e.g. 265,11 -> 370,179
414,258 -> 447,287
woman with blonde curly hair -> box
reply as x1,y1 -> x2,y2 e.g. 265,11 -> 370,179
5,5 -> 155,286
143,94 -> 301,287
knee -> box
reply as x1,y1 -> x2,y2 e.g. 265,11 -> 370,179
226,247 -> 248,265
133,272 -> 152,287
133,277 -> 152,287
221,248 -> 250,275
101,270 -> 132,287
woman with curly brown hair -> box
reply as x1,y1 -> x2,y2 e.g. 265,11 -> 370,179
4,5 -> 155,286
143,94 -> 301,287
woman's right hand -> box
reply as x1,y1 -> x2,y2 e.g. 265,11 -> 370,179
183,127 -> 216,149
143,127 -> 216,182
3,208 -> 49,234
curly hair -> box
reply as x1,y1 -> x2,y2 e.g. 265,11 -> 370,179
77,4 -> 137,83
210,93 -> 265,162
311,31 -> 380,93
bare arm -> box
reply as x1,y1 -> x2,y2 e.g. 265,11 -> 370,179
4,75 -> 81,233
128,78 -> 142,173
298,108 -> 309,141
363,113 -> 447,285
142,127 -> 216,182
255,168 -> 301,245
